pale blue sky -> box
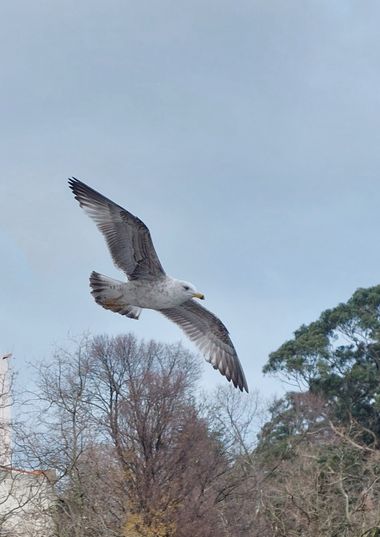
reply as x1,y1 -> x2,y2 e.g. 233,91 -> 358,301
1,1 -> 380,397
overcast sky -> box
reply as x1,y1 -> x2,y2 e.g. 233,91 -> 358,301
1,1 -> 380,398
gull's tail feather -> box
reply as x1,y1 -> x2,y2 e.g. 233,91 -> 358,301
89,271 -> 142,320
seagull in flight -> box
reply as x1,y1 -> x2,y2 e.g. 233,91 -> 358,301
69,178 -> 248,392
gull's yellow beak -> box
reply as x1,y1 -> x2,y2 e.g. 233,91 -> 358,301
193,292 -> 205,300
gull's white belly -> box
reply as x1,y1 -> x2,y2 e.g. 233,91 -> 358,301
122,278 -> 185,310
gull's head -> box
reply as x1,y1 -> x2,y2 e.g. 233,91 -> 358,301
176,280 -> 205,301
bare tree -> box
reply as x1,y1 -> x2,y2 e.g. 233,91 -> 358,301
196,385 -> 268,537
17,334 -> 239,537
0,354 -> 55,536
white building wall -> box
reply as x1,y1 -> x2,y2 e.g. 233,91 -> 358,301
0,355 -> 12,467
0,470 -> 55,536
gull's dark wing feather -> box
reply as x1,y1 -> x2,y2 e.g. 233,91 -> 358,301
160,300 -> 248,392
68,178 -> 165,280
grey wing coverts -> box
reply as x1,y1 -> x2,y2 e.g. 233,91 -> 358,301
161,300 -> 248,392
68,178 -> 165,280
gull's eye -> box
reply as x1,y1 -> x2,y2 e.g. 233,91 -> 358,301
183,285 -> 190,291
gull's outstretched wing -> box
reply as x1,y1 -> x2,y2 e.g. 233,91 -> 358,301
160,300 -> 248,392
69,178 -> 166,280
